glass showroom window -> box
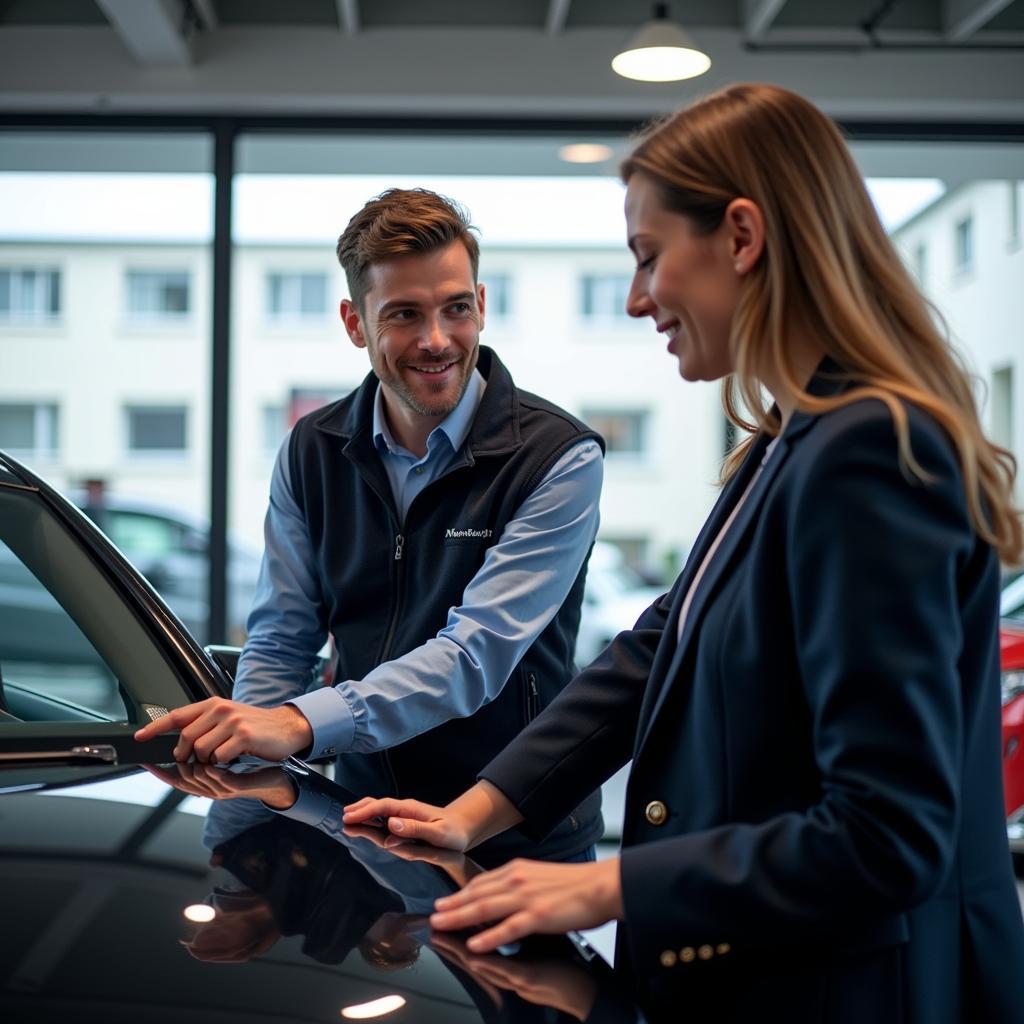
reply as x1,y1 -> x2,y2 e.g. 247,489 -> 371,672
266,271 -> 328,321
0,402 -> 59,458
581,408 -> 649,456
580,273 -> 632,321
126,405 -> 188,454
955,215 -> 974,274
125,269 -> 191,320
0,267 -> 60,322
262,403 -> 287,455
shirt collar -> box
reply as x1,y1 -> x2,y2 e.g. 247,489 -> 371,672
372,367 -> 486,457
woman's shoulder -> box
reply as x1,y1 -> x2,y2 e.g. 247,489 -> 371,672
799,392 -> 958,473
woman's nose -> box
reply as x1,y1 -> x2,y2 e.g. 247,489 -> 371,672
626,279 -> 654,319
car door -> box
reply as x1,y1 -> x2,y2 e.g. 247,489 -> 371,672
0,457 -> 229,768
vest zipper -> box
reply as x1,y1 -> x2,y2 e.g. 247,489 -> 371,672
378,530 -> 406,796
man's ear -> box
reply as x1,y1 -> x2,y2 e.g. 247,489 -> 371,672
476,282 -> 486,331
340,298 -> 367,349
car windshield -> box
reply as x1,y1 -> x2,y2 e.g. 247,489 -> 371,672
1002,574 -> 1024,625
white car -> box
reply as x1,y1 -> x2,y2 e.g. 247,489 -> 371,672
576,541 -> 665,668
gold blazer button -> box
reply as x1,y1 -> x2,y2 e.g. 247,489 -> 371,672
659,949 -> 678,968
645,800 -> 668,825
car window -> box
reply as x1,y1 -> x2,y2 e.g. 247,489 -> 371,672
0,484 -> 198,726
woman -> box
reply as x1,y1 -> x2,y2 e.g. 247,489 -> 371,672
344,84 -> 1024,1023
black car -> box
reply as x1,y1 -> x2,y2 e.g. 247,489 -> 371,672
0,451 -> 636,1024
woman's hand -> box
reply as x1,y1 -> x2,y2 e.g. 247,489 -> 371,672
343,780 -> 523,851
430,856 -> 624,953
342,797 -> 475,850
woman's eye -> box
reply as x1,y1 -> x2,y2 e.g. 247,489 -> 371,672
635,255 -> 656,272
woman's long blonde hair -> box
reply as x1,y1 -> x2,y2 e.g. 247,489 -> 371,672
621,83 -> 1022,566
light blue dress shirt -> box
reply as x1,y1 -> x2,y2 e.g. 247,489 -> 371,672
233,367 -> 603,759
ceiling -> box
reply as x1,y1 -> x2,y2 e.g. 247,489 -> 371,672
0,0 -> 1021,121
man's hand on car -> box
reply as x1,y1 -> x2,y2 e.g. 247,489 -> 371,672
133,697 -> 313,764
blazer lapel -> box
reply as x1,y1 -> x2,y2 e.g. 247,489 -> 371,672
634,431 -> 791,754
632,431 -> 775,751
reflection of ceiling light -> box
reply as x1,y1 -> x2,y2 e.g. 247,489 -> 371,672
341,995 -> 407,1020
559,144 -> 615,164
183,904 -> 216,923
612,3 -> 711,83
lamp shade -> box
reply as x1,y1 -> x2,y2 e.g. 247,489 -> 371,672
612,14 -> 711,82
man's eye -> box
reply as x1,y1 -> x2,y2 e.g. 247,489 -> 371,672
392,309 -> 417,321
449,302 -> 471,314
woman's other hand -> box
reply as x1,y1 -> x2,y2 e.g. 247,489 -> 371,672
430,857 -> 624,953
343,779 -> 523,851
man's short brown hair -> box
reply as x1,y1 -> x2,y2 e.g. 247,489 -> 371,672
336,188 -> 480,308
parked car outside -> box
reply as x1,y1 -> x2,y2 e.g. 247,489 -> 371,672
0,449 -> 634,1023
576,541 -> 665,668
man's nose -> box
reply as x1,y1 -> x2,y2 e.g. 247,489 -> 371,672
419,316 -> 448,353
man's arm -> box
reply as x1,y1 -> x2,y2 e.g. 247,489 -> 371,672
290,439 -> 603,759
233,434 -> 329,707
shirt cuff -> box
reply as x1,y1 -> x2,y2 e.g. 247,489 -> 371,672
273,786 -> 337,829
287,685 -> 357,758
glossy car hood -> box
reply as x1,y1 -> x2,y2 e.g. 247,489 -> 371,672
0,761 -> 628,1024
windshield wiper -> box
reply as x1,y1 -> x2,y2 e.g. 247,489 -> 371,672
0,744 -> 118,765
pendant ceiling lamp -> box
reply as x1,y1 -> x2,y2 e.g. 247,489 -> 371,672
612,3 -> 712,83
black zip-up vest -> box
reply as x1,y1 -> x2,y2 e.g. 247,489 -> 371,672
288,347 -> 604,860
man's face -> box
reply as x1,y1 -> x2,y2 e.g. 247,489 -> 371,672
342,241 -> 484,421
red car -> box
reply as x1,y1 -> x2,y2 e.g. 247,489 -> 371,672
1000,575 -> 1024,869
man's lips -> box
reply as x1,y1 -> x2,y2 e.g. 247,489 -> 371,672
407,360 -> 458,376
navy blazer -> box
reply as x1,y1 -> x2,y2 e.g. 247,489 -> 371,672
482,378 -> 1024,1023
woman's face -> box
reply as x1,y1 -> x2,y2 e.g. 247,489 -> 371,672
624,172 -> 744,382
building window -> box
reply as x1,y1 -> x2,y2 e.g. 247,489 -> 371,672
954,216 -> 973,274
992,366 -> 1014,452
1010,182 -> 1021,250
0,267 -> 60,322
580,274 -> 632,321
126,405 -> 188,453
581,408 -> 649,456
262,404 -> 288,454
0,402 -> 59,457
266,272 -> 328,321
484,273 -> 513,320
126,270 -> 190,320
913,243 -> 927,287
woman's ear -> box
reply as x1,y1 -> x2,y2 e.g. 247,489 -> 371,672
724,198 -> 765,275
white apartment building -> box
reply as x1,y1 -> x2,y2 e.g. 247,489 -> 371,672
893,180 -> 1024,503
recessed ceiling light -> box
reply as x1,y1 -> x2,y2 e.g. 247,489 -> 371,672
559,143 -> 615,164
183,904 -> 216,923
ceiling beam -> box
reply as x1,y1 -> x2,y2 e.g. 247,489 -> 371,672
337,0 -> 360,35
743,0 -> 790,40
545,0 -> 572,35
96,0 -> 195,65
944,0 -> 1016,40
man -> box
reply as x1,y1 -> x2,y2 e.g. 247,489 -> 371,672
136,188 -> 604,860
